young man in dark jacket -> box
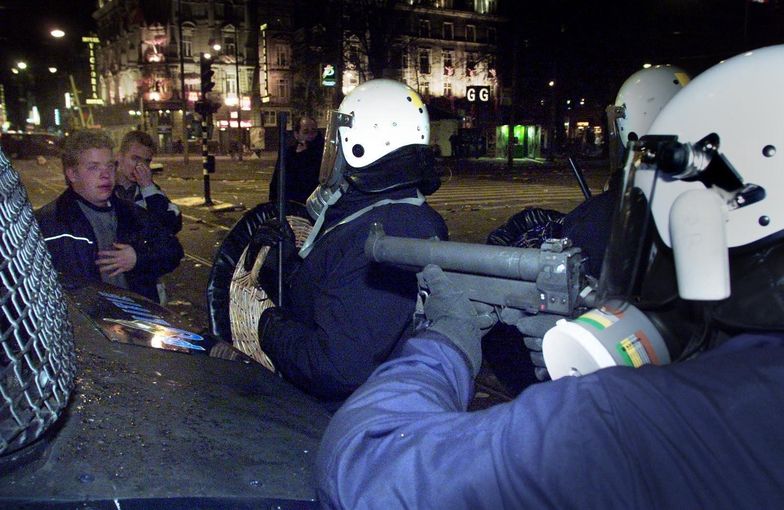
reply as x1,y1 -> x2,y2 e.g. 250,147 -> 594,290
114,129 -> 182,235
35,129 -> 183,303
255,80 -> 448,407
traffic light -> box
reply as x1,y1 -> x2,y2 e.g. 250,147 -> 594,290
200,53 -> 215,95
195,99 -> 220,118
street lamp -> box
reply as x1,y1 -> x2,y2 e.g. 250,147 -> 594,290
17,62 -> 28,70
48,67 -> 58,74
50,29 -> 66,39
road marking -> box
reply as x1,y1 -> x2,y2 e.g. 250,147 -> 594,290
27,175 -> 63,195
181,213 -> 231,231
184,252 -> 213,267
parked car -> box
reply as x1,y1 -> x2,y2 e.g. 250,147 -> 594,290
0,132 -> 63,159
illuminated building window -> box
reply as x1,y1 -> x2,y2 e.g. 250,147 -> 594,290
182,37 -> 192,57
444,81 -> 452,97
274,44 -> 290,67
421,81 -> 430,97
474,0 -> 497,14
443,49 -> 454,70
443,22 -> 454,40
466,51 -> 479,77
466,25 -> 476,42
419,48 -> 431,75
419,19 -> 431,38
225,71 -> 237,95
277,78 -> 290,100
262,110 -> 276,126
223,25 -> 237,57
434,0 -> 454,7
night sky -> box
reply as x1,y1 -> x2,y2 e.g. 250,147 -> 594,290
0,0 -> 97,74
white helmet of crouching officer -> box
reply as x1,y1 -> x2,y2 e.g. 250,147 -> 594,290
606,64 -> 691,170
299,79 -> 440,257
543,45 -> 784,379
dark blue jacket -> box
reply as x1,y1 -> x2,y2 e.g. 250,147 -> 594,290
35,187 -> 184,303
114,182 -> 183,234
318,331 -> 784,509
262,186 -> 448,403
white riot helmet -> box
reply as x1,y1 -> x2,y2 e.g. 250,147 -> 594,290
543,46 -> 784,379
315,79 -> 435,194
301,79 -> 439,257
601,44 -> 784,324
339,79 -> 429,169
611,65 -> 691,147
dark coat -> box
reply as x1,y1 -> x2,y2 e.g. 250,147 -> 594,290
113,182 -> 183,234
35,188 -> 184,303
262,185 -> 448,404
268,135 -> 324,205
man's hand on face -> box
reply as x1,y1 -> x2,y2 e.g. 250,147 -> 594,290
96,243 -> 138,276
131,161 -> 153,187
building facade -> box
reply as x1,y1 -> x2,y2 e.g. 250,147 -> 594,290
93,0 -> 259,151
92,0 -> 508,154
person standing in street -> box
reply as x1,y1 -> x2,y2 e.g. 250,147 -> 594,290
268,116 -> 324,206
114,130 -> 182,304
114,130 -> 182,235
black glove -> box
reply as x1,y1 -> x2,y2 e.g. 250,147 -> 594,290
499,309 -> 560,381
258,306 -> 286,346
418,265 -> 497,377
244,219 -> 297,271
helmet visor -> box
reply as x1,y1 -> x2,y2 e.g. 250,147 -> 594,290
597,144 -> 679,307
605,104 -> 626,171
319,110 -> 353,186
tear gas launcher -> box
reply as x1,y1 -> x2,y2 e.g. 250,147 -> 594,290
365,223 -> 595,317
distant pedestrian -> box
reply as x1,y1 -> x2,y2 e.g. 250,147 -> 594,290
449,132 -> 460,158
268,116 -> 324,206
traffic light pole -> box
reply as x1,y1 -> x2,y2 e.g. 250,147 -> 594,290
199,52 -> 216,206
202,114 -> 212,206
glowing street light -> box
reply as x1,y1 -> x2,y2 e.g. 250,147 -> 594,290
50,29 -> 66,38
48,67 -> 58,74
203,52 -> 212,60
11,69 -> 19,75
643,63 -> 652,69
212,42 -> 222,52
16,62 -> 28,70
548,80 -> 555,87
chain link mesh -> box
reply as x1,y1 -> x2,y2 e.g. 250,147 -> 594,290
0,150 -> 76,455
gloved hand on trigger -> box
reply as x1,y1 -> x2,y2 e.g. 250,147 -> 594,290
418,265 -> 498,377
499,308 -> 560,381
